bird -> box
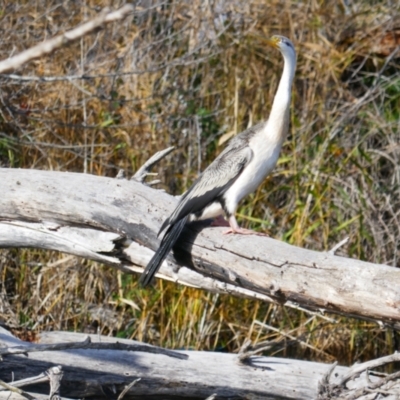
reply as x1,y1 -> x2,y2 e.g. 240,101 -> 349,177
139,35 -> 296,287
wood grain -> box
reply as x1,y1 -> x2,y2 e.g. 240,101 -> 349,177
1,168 -> 399,327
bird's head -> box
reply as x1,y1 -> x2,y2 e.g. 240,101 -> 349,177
266,35 -> 296,56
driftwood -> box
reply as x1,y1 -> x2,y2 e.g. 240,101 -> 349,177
1,327 -> 400,400
0,167 -> 400,329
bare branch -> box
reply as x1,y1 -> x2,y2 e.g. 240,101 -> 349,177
47,366 -> 63,400
0,366 -> 71,400
327,237 -> 349,255
0,370 -> 51,391
0,71 -> 144,82
0,5 -> 134,74
117,379 -> 141,400
339,352 -> 400,387
0,336 -> 91,356
318,353 -> 400,399
318,362 -> 338,399
346,370 -> 400,400
132,146 -> 175,183
0,379 -> 37,400
0,335 -> 187,360
116,169 -> 126,180
237,339 -> 290,363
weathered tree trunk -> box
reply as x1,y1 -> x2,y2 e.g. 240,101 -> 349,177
2,327 -> 400,400
1,168 -> 399,329
0,326 -> 349,400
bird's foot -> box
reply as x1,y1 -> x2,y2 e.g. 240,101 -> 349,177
223,227 -> 269,236
210,215 -> 230,227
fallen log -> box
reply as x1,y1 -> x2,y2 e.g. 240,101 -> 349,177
1,328 -> 400,400
0,168 -> 400,328
0,327 -> 351,399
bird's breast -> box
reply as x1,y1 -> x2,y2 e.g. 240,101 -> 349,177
223,135 -> 283,213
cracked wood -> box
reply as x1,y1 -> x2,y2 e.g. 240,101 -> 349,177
0,168 -> 400,327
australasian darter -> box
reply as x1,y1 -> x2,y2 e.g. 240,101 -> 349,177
139,35 -> 297,287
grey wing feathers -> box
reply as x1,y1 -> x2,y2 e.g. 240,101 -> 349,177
189,147 -> 252,198
159,144 -> 253,234
158,121 -> 265,234
217,121 -> 265,158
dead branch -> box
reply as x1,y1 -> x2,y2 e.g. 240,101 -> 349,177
318,362 -> 338,399
0,328 -> 351,400
318,353 -> 400,400
346,371 -> 400,400
0,367 -> 57,391
47,366 -> 63,400
117,379 -> 141,400
0,71 -> 142,82
237,339 -> 294,363
132,146 -> 175,184
0,379 -> 37,400
327,237 -> 350,255
0,167 -> 400,329
3,328 -> 399,400
2,327 -> 400,399
0,5 -> 134,74
339,353 -> 400,387
0,335 -> 187,360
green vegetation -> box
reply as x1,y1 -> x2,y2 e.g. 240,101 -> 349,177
0,0 -> 399,366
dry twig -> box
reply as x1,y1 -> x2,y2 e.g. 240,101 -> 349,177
0,368 -> 56,391
132,146 -> 175,184
339,352 -> 400,386
116,378 -> 141,400
0,5 -> 134,74
346,371 -> 400,400
327,237 -> 349,255
237,339 -> 290,363
318,352 -> 400,399
0,379 -> 37,400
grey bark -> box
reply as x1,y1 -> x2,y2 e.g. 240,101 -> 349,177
1,328 -> 399,400
0,168 -> 400,328
0,327 -> 349,400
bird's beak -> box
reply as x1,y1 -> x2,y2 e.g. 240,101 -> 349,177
265,36 -> 280,49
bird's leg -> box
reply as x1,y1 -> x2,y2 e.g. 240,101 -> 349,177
224,215 -> 269,236
210,215 -> 230,227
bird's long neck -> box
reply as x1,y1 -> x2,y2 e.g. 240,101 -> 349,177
265,51 -> 296,143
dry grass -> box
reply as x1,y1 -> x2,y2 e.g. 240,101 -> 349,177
0,0 -> 400,367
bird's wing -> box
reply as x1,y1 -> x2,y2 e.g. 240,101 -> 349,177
159,144 -> 253,234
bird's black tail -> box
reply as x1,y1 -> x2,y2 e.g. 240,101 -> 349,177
139,216 -> 189,287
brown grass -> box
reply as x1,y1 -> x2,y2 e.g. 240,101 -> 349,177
0,0 -> 400,367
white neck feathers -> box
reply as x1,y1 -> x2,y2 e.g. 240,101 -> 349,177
265,48 -> 296,143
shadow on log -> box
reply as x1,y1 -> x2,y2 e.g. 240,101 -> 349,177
1,167 -> 400,329
1,327 -> 400,399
